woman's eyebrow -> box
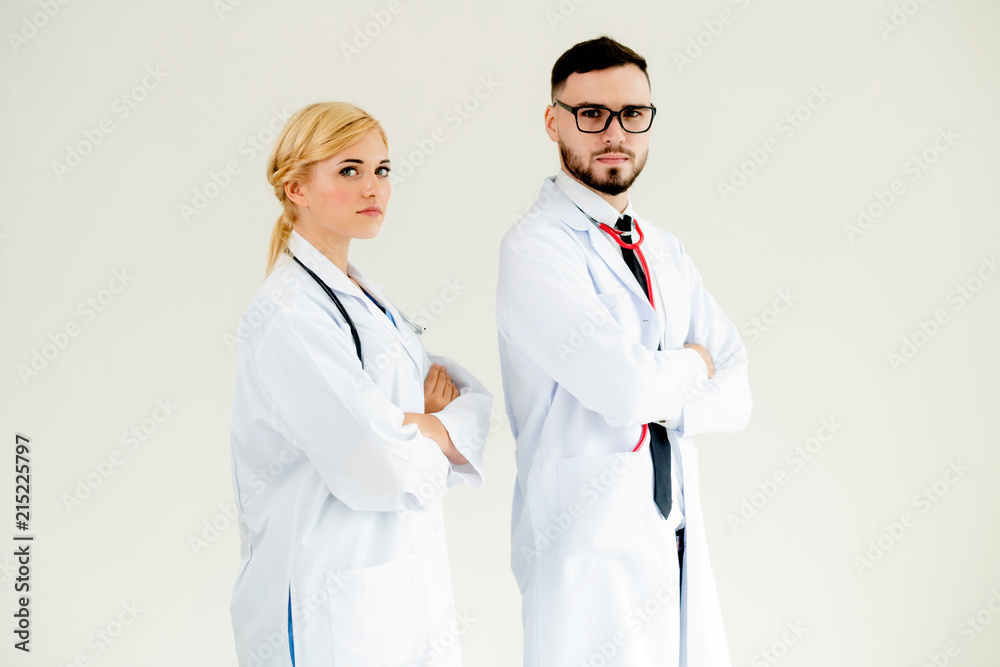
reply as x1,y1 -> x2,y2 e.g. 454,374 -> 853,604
337,158 -> 392,164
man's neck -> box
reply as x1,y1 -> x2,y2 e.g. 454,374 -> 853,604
560,168 -> 629,213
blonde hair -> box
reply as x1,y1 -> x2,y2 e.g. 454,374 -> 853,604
264,102 -> 388,276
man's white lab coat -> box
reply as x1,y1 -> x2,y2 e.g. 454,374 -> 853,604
496,176 -> 751,667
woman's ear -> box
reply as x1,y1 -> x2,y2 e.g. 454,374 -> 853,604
285,180 -> 307,207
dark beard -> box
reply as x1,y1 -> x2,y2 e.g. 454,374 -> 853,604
559,143 -> 647,196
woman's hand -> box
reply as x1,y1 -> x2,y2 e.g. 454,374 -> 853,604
401,412 -> 469,466
423,363 -> 460,413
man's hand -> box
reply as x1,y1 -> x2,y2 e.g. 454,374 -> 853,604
684,343 -> 715,379
424,363 -> 459,413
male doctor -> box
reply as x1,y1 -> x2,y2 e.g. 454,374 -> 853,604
496,36 -> 752,667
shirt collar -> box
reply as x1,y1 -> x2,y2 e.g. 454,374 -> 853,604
286,229 -> 367,297
554,169 -> 637,229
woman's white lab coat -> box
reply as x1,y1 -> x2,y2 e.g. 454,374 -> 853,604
496,177 -> 752,667
229,230 -> 491,667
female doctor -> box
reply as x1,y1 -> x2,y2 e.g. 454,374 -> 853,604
229,102 -> 491,667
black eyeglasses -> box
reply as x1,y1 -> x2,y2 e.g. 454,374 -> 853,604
552,100 -> 657,134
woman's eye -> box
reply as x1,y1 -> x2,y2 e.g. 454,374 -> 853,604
375,166 -> 391,177
339,167 -> 358,176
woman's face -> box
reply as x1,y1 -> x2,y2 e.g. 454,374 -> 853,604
290,129 -> 391,243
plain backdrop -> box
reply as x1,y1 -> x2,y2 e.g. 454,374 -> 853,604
2,1 -> 999,665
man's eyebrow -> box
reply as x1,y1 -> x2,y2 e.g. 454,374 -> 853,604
572,101 -> 649,108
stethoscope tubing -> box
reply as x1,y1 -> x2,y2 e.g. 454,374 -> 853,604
290,254 -> 425,370
593,217 -> 657,453
292,255 -> 365,367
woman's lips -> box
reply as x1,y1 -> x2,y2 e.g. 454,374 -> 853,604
357,206 -> 382,216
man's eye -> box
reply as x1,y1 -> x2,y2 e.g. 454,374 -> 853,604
339,167 -> 358,176
622,108 -> 642,118
579,108 -> 604,118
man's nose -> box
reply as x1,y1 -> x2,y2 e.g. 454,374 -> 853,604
602,115 -> 626,143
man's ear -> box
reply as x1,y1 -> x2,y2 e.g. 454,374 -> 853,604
544,105 -> 559,143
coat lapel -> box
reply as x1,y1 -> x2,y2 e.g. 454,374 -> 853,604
286,231 -> 424,373
541,178 -> 661,348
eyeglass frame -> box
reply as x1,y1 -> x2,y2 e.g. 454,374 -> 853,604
551,100 -> 657,134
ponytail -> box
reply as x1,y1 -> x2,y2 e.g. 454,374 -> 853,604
265,210 -> 295,276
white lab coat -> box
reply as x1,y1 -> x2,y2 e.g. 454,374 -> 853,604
230,230 -> 491,667
496,176 -> 751,667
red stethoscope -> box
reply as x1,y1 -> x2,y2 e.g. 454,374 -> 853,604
597,218 -> 655,453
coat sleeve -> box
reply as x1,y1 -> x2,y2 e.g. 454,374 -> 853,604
668,240 -> 752,438
496,222 -> 709,428
422,351 -> 491,490
251,307 -> 453,513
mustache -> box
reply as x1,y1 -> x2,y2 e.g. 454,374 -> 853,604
592,146 -> 636,159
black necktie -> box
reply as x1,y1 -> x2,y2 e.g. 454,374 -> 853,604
614,216 -> 672,520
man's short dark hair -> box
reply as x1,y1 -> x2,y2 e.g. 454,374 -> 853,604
550,36 -> 649,101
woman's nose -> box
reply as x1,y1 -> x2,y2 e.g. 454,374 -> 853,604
361,174 -> 378,197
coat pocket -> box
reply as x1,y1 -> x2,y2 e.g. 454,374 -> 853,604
555,449 -> 655,563
327,551 -> 431,666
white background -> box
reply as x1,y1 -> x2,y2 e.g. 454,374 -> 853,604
2,0 -> 999,665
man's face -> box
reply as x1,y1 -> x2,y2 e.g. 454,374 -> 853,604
545,64 -> 652,197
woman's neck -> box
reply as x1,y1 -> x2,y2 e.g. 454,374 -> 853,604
293,221 -> 350,276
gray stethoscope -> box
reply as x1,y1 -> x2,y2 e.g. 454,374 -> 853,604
292,256 -> 424,368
